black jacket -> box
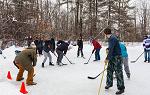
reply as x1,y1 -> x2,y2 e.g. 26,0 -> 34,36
77,39 -> 83,48
43,40 -> 52,53
51,38 -> 55,51
56,40 -> 69,54
34,39 -> 43,48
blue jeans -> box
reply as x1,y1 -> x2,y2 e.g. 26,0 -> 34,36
144,49 -> 150,62
95,48 -> 100,60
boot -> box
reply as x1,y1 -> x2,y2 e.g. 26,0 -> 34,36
105,85 -> 112,89
127,73 -> 130,79
57,62 -> 62,66
49,62 -> 54,66
16,77 -> 24,81
27,82 -> 37,86
93,59 -> 98,61
115,89 -> 124,94
42,63 -> 44,68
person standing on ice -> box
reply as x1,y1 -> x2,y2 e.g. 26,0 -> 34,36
34,36 -> 43,56
77,37 -> 84,58
143,35 -> 150,63
56,40 -> 70,66
91,39 -> 101,61
13,44 -> 37,85
42,36 -> 54,67
104,28 -> 125,94
119,41 -> 130,79
27,35 -> 33,47
50,38 -> 56,52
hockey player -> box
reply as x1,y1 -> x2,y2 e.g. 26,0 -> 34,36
56,40 -> 70,66
77,37 -> 84,58
13,46 -> 37,85
42,37 -> 54,67
119,42 -> 131,79
104,28 -> 125,94
91,39 -> 102,61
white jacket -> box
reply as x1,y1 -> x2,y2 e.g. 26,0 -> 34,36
143,38 -> 150,50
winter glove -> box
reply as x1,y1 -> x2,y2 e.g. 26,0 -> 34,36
51,50 -> 54,53
104,59 -> 109,65
32,62 -> 36,67
106,48 -> 109,55
32,58 -> 37,67
92,50 -> 94,54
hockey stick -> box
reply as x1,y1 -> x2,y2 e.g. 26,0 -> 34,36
0,50 -> 6,59
98,62 -> 107,95
53,52 -> 67,65
64,55 -> 75,64
131,51 -> 144,63
84,53 -> 93,64
87,68 -> 107,79
1,54 -> 6,59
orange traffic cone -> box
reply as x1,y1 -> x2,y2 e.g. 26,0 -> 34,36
7,71 -> 12,80
20,82 -> 28,94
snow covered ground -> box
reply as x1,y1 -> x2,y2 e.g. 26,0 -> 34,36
0,42 -> 150,95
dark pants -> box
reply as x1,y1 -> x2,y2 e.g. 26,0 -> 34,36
56,49 -> 63,64
0,50 -> 2,54
106,56 -> 125,90
77,47 -> 83,57
37,47 -> 43,55
27,42 -> 31,47
95,48 -> 100,60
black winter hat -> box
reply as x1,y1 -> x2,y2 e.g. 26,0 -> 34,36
144,35 -> 148,39
104,28 -> 112,35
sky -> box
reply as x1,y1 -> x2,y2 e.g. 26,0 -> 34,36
50,0 -> 150,10
130,0 -> 150,8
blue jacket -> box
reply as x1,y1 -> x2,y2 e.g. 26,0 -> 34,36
106,34 -> 122,60
119,42 -> 128,57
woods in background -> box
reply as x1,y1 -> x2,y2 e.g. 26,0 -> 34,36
0,0 -> 149,45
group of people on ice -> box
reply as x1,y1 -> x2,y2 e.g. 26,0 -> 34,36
9,28 -> 132,94
13,35 -> 72,85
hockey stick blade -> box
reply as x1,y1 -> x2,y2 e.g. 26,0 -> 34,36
130,52 -> 144,63
130,61 -> 136,63
87,76 -> 96,79
62,64 -> 67,65
87,68 -> 107,80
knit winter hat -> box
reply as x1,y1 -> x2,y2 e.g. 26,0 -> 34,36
104,28 -> 112,35
31,42 -> 36,48
144,35 -> 148,39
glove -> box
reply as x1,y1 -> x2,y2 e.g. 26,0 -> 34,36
32,62 -> 36,67
92,50 -> 94,54
104,59 -> 109,65
63,53 -> 66,56
51,50 -> 54,53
